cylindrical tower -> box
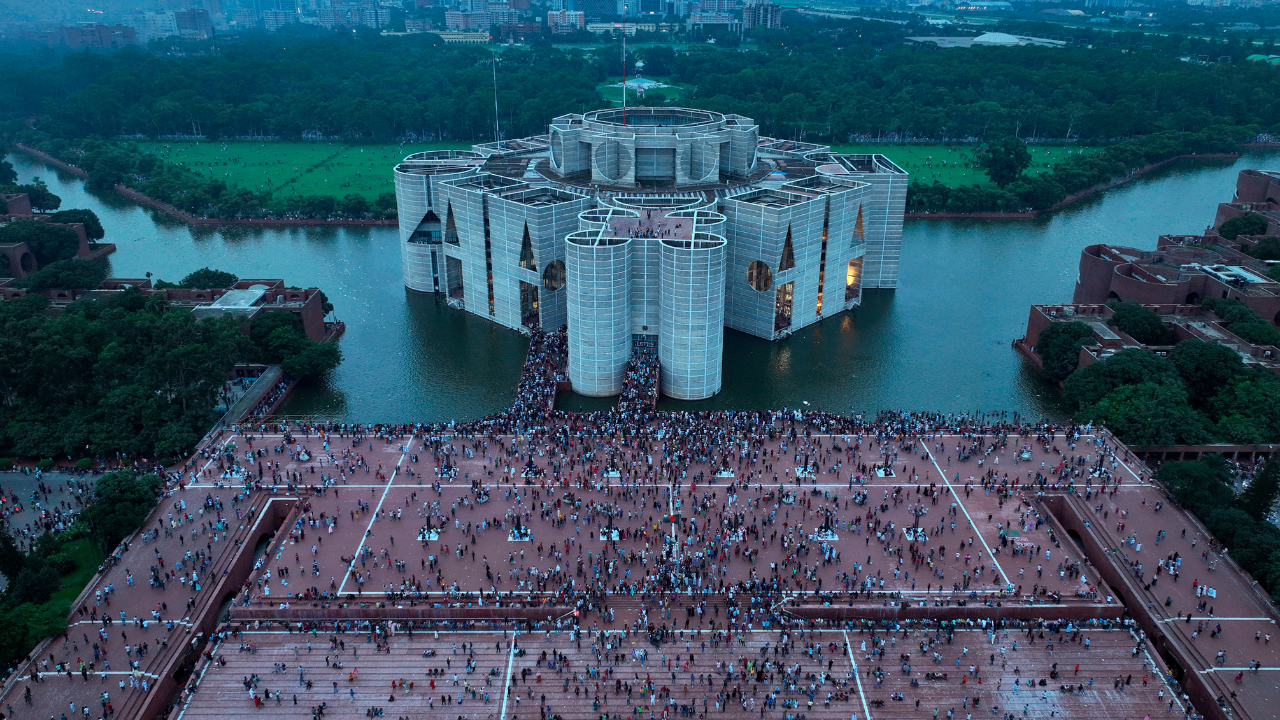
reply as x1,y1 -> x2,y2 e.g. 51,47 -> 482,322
393,151 -> 482,293
659,232 -> 727,400
566,232 -> 633,397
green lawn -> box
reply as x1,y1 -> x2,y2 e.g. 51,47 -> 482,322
597,76 -> 693,106
827,143 -> 1098,187
132,139 -> 1099,200
135,140 -> 474,201
50,537 -> 104,605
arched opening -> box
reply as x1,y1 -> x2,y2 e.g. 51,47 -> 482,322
1106,291 -> 1121,301
746,260 -> 772,291
1185,292 -> 1200,305
542,260 -> 565,292
19,252 -> 35,273
1067,528 -> 1085,552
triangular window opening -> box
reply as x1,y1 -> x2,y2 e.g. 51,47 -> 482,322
779,226 -> 796,272
519,224 -> 537,271
445,204 -> 460,244
853,203 -> 865,244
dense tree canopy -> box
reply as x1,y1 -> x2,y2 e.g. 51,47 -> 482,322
47,208 -> 104,241
15,258 -> 108,290
81,471 -> 164,552
1055,337 -> 1280,446
0,17 -> 1272,217
1106,300 -> 1172,345
0,220 -> 79,265
0,291 -> 248,460
179,267 -> 238,289
1035,321 -> 1094,382
1218,213 -> 1269,240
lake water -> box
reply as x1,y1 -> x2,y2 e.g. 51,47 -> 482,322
11,150 -> 1274,423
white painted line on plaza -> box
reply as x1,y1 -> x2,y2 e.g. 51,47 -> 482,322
1201,666 -> 1280,672
924,446 -> 1010,587
499,634 -> 517,720
842,629 -> 873,720
337,439 -> 416,596
1160,617 -> 1276,623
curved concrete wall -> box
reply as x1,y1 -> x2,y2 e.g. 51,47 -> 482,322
394,168 -> 436,292
1073,245 -> 1125,304
659,233 -> 727,400
566,233 -> 633,397
394,155 -> 480,293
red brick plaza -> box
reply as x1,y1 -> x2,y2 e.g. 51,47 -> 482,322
2,414 -> 1276,720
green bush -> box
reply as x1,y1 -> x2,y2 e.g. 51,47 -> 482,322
1035,321 -> 1095,382
0,220 -> 80,266
81,471 -> 163,551
1106,300 -> 1172,345
1244,236 -> 1280,261
1202,297 -> 1280,347
15,258 -> 109,290
250,310 -> 341,379
75,458 -> 93,470
1218,213 -> 1268,240
179,267 -> 238,289
0,458 -> 12,470
1157,457 -> 1280,602
11,566 -> 61,605
35,459 -> 53,471
47,209 -> 105,241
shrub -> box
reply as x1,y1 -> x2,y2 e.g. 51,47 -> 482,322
0,220 -> 80,265
81,471 -> 163,551
47,209 -> 105,241
1035,321 -> 1095,382
1218,212 -> 1268,240
1106,300 -> 1172,345
0,458 -> 12,470
75,458 -> 93,470
35,459 -> 54,471
1244,236 -> 1280,261
11,566 -> 61,605
15,258 -> 108,290
179,267 -> 238,289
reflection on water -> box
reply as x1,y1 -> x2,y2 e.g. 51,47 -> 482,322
11,150 -> 1274,423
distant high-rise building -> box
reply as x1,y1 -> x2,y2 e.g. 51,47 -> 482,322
174,8 -> 215,38
262,8 -> 296,29
127,9 -> 179,42
546,8 -> 585,31
742,0 -> 780,29
20,23 -> 139,49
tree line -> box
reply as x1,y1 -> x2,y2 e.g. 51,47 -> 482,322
3,18 -> 1278,217
0,264 -> 341,464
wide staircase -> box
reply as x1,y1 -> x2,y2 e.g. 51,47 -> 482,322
865,626 -> 1174,720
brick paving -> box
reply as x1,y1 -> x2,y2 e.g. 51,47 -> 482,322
2,420 -> 1275,720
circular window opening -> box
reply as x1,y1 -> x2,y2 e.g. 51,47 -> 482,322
19,252 -> 35,273
542,260 -> 566,292
747,260 -> 773,292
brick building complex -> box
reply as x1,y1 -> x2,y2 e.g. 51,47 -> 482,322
393,107 -> 906,399
1070,170 -> 1280,327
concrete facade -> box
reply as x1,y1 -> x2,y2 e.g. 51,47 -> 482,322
394,108 -> 907,400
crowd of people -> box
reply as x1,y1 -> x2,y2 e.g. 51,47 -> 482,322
615,352 -> 659,422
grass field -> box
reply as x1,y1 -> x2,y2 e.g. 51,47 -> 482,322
136,140 -> 473,201
134,139 -> 1098,201
828,143 -> 1098,187
597,76 -> 693,106
51,536 -> 104,605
